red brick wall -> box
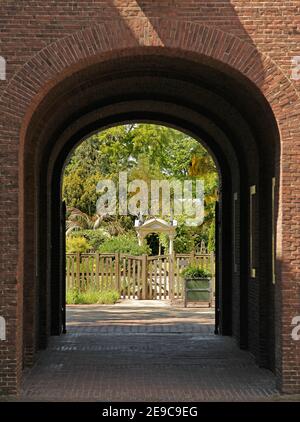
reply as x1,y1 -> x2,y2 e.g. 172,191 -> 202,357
0,1 -> 300,91
0,1 -> 300,395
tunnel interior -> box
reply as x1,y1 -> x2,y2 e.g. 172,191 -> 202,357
21,52 -> 280,373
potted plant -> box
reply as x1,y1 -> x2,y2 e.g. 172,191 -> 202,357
181,264 -> 212,307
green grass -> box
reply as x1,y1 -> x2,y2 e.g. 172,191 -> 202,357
66,287 -> 120,305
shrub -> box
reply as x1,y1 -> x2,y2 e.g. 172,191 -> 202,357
181,264 -> 211,279
66,286 -> 81,304
174,224 -> 195,253
97,290 -> 120,304
99,234 -> 151,255
160,224 -> 195,254
66,236 -> 91,253
71,229 -> 110,250
66,287 -> 120,304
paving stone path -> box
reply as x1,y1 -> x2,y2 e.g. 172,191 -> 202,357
18,301 -> 279,401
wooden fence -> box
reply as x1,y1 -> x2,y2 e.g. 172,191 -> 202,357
66,251 -> 215,301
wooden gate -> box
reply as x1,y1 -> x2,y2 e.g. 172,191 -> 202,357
66,252 -> 215,300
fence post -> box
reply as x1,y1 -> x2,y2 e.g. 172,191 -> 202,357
95,252 -> 100,290
169,252 -> 175,300
115,252 -> 120,292
76,251 -> 80,291
190,250 -> 195,264
141,254 -> 147,300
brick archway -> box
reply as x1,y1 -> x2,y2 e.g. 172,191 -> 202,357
0,18 -> 299,395
1,19 -> 298,125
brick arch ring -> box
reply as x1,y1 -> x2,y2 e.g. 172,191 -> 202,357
0,18 -> 298,134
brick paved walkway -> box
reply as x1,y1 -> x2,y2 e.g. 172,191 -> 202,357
18,301 -> 279,401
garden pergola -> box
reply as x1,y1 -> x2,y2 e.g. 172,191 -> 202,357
135,217 -> 177,254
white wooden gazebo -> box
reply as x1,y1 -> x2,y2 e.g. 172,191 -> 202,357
135,217 -> 177,254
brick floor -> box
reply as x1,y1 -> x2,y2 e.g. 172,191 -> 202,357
16,301 -> 280,401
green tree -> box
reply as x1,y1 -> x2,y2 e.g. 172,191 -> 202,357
63,170 -> 102,215
63,123 -> 219,251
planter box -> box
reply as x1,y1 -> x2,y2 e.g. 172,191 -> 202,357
184,277 -> 212,307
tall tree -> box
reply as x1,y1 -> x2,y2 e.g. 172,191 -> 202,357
62,124 -> 219,250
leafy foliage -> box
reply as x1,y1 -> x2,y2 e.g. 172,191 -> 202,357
159,224 -> 195,254
63,171 -> 102,215
66,207 -> 102,235
63,124 -> 218,252
99,234 -> 151,255
208,220 -> 215,252
70,229 -> 110,250
173,224 -> 195,253
66,236 -> 91,253
181,264 -> 212,279
66,287 -> 119,304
